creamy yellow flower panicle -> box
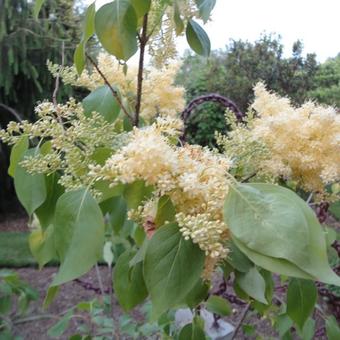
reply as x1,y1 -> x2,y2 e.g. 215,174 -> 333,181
91,118 -> 231,264
48,53 -> 185,122
0,99 -> 120,192
221,83 -> 340,196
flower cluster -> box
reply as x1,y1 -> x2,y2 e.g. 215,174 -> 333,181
0,99 -> 121,193
147,0 -> 198,67
48,53 -> 186,122
90,119 -> 231,263
220,83 -> 340,197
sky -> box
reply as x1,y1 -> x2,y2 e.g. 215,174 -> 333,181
87,0 -> 340,62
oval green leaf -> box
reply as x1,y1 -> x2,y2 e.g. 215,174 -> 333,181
74,41 -> 86,75
205,295 -> 231,316
144,223 -> 205,315
14,149 -> 47,215
224,183 -> 340,286
95,0 -> 138,61
130,0 -> 151,18
29,224 -> 56,269
235,267 -> 268,304
195,0 -> 216,23
8,136 -> 28,177
113,250 -> 148,311
186,19 -> 211,57
52,188 -> 105,286
287,278 -> 317,330
35,173 -> 64,230
326,316 -> 340,340
82,85 -> 121,123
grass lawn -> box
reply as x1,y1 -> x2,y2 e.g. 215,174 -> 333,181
0,232 -> 36,267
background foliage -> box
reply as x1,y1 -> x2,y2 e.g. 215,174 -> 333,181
177,34 -> 320,146
0,0 -> 81,214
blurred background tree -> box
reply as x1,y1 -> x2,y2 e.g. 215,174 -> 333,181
0,0 -> 81,214
308,54 -> 340,107
177,34 -> 319,146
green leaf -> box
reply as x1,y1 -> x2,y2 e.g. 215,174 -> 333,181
154,195 -> 176,227
275,314 -> 293,338
48,310 -> 73,338
14,149 -> 47,215
35,173 -> 64,229
83,85 -> 121,123
95,0 -> 138,61
252,269 -> 274,313
242,324 -> 256,336
113,250 -> 148,311
109,196 -> 128,234
74,3 -> 96,75
227,240 -> 253,272
95,182 -> 125,203
144,223 -> 205,315
186,19 -> 210,57
129,238 -> 149,267
300,318 -> 315,340
90,147 -> 112,166
0,296 -> 11,314
33,0 -> 46,19
52,189 -> 105,286
224,183 -> 340,286
286,279 -> 317,330
185,279 -> 209,308
130,0 -> 151,18
29,225 -> 56,269
173,1 -> 184,35
205,295 -> 231,316
195,0 -> 216,23
123,180 -> 153,209
43,286 -> 59,308
74,42 -> 86,75
233,237 -> 314,280
179,317 -> 206,340
83,2 -> 96,41
330,200 -> 340,220
8,136 -> 28,177
235,267 -> 267,304
326,316 -> 340,340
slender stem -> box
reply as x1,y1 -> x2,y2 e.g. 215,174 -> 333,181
241,172 -> 257,183
306,192 -> 314,204
231,302 -> 251,340
109,264 -> 114,312
52,40 -> 65,108
95,264 -> 105,296
0,103 -> 22,122
85,53 -> 134,124
13,314 -> 58,325
135,13 -> 149,127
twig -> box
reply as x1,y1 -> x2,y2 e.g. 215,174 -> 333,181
109,264 -> 114,314
306,192 -> 313,204
95,264 -> 105,296
52,40 -> 65,108
0,103 -> 22,122
85,53 -> 134,124
241,172 -> 257,183
134,13 -> 149,127
231,302 -> 251,340
12,314 -> 58,325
